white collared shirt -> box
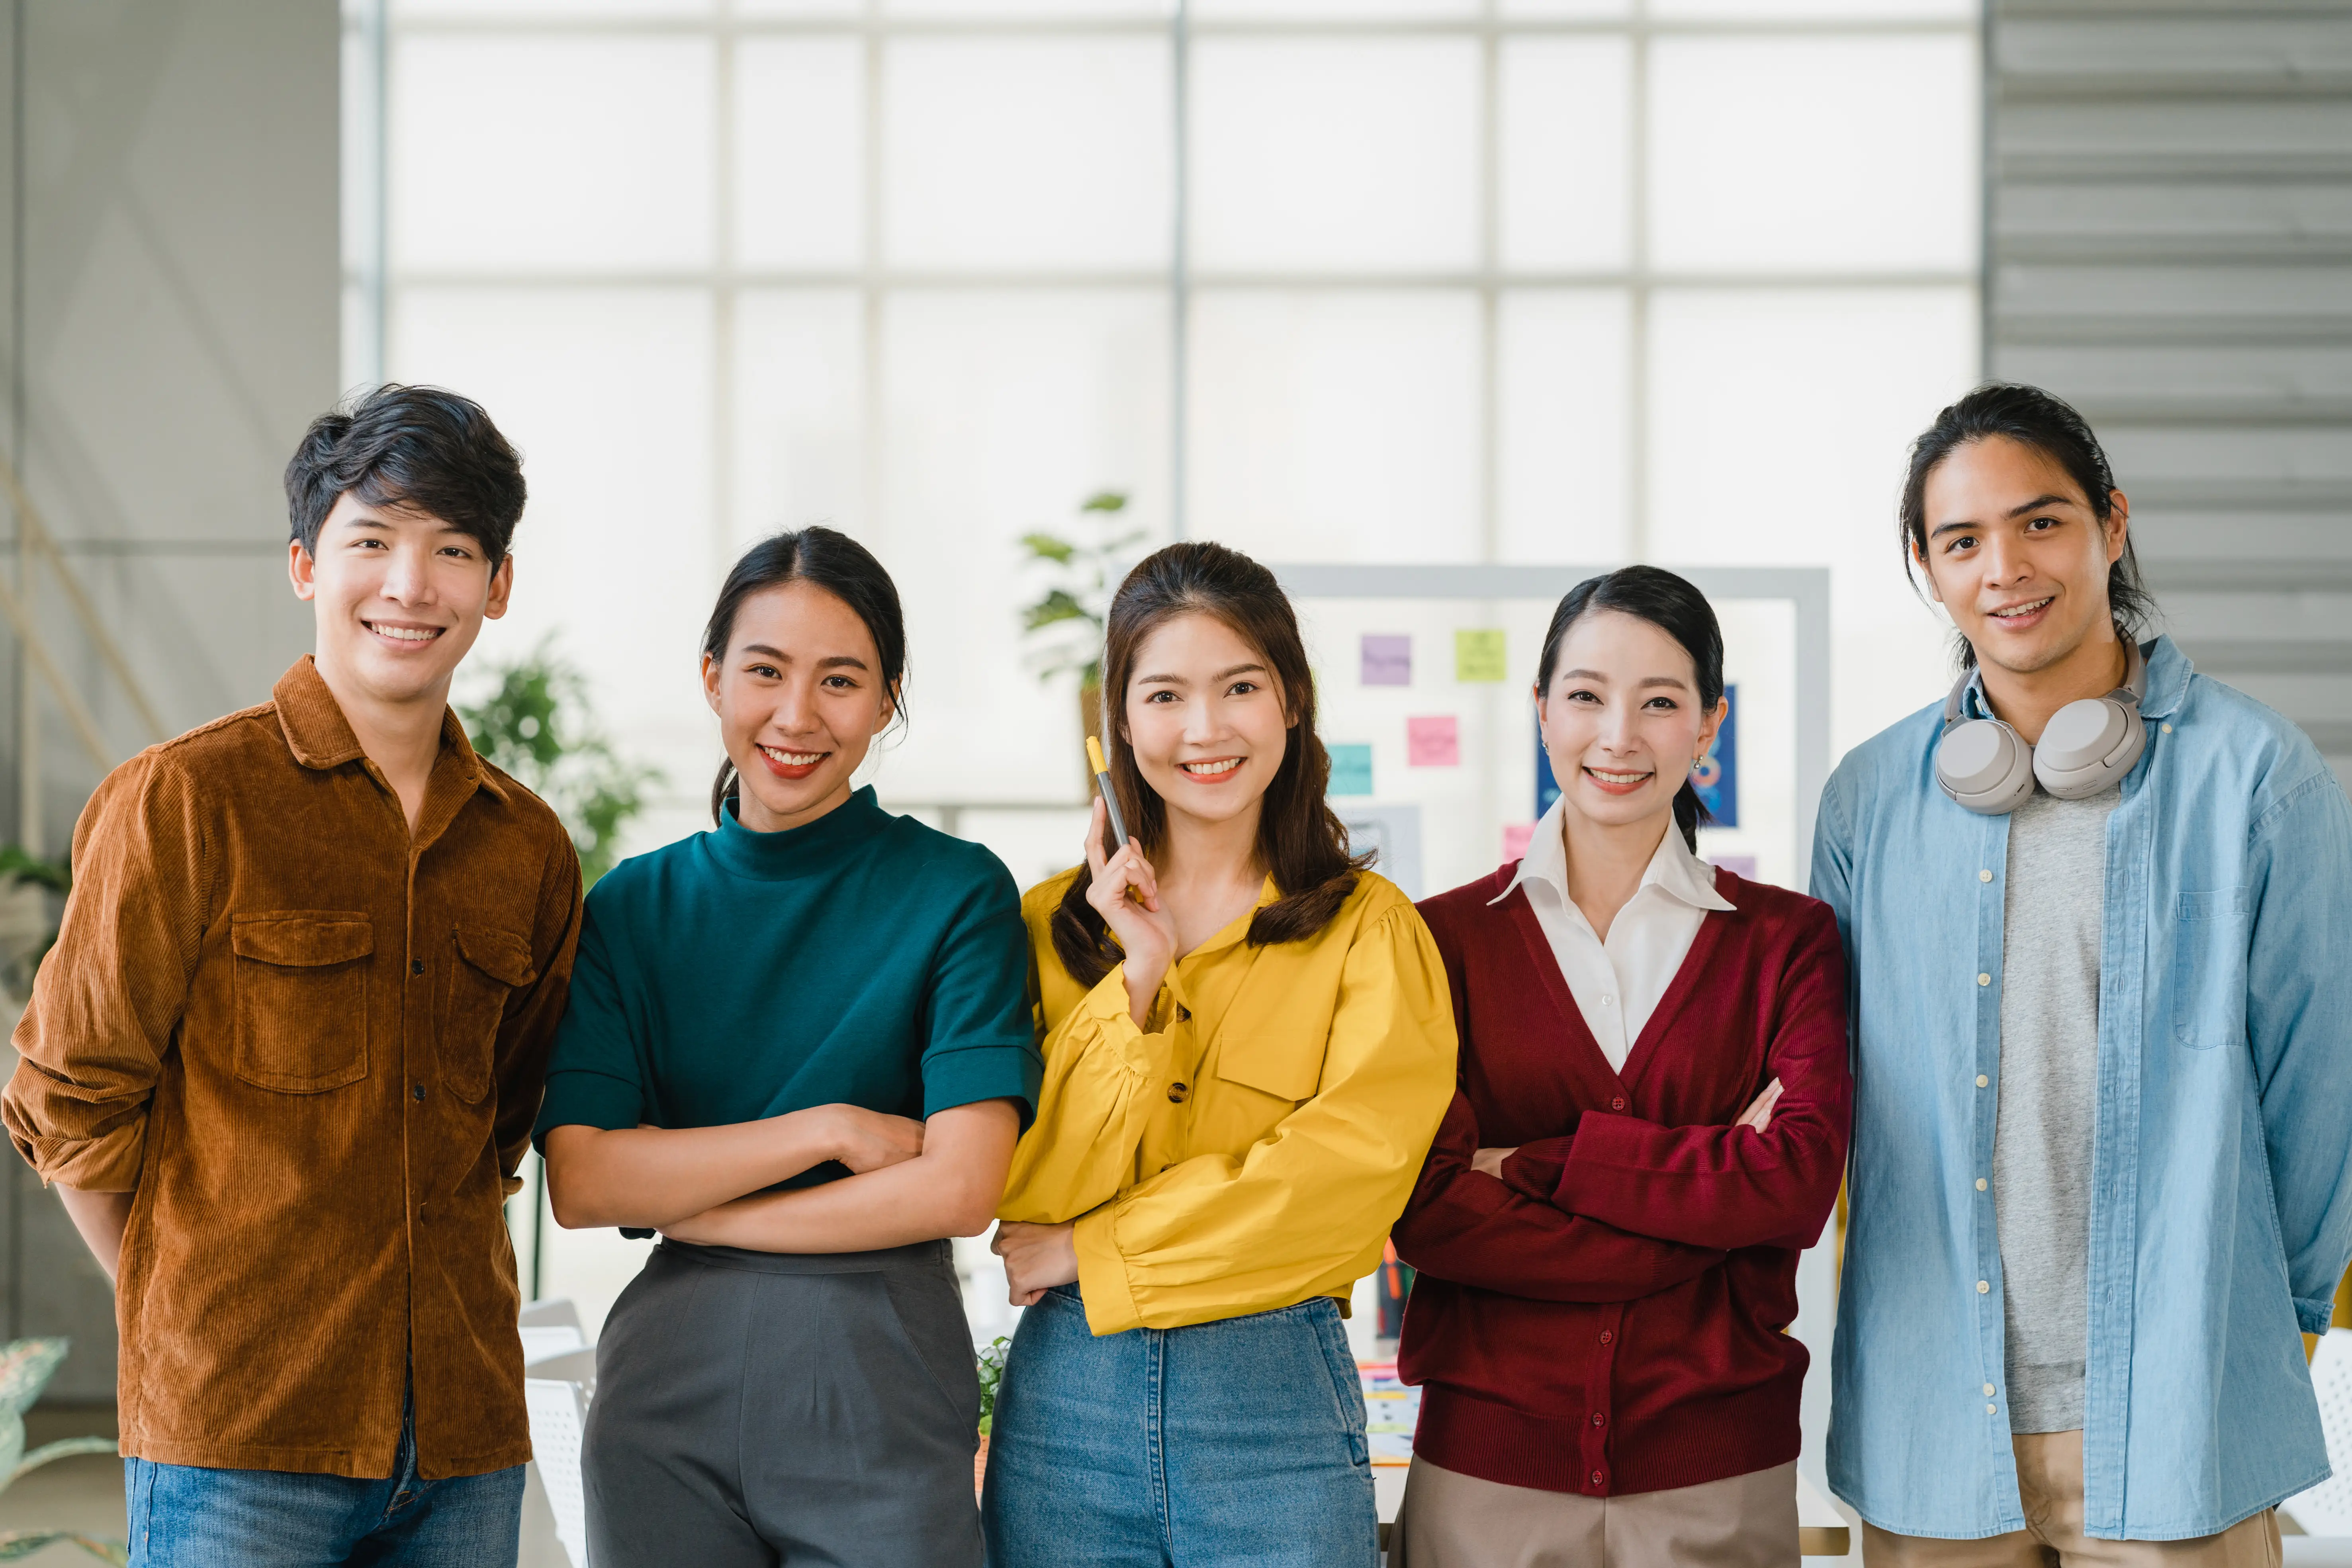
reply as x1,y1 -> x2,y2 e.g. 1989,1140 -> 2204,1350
1491,798 -> 1737,1072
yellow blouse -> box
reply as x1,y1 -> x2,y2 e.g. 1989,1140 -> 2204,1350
999,867 -> 1459,1336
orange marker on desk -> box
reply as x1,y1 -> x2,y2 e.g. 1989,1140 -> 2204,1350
1086,735 -> 1132,852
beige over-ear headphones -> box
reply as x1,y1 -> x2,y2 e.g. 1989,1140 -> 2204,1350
1935,638 -> 2150,814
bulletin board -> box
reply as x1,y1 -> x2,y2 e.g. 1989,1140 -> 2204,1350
1272,564 -> 1832,900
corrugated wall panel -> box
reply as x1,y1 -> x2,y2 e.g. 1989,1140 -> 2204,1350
1989,0 -> 2352,779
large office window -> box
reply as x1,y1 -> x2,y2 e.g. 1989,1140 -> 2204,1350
346,0 -> 1978,1333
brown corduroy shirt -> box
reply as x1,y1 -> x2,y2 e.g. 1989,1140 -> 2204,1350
2,656 -> 582,1479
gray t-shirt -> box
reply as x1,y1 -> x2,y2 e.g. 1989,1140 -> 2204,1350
1994,783 -> 2117,1434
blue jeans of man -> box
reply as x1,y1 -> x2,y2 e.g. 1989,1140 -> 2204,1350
123,1392 -> 523,1568
982,1282 -> 1378,1568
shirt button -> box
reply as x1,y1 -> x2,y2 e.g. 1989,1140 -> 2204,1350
1610,1096 -> 1626,1111
1976,1075 -> 1989,1088
1591,1411 -> 1605,1427
1599,994 -> 1614,1007
1978,973 -> 1992,987
1983,1383 -> 1995,1396
411,958 -> 424,976
1167,1083 -> 1189,1104
412,1083 -> 426,1102
1591,1470 -> 1605,1487
1977,1280 -> 1990,1294
1987,1404 -> 1998,1415
1599,1329 -> 1614,1345
1979,869 -> 1993,883
2162,724 -> 2172,734
1976,1178 -> 1988,1191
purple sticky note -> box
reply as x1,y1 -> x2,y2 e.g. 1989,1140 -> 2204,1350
1709,855 -> 1759,883
1406,715 -> 1460,767
1502,822 -> 1536,863
1361,634 -> 1411,687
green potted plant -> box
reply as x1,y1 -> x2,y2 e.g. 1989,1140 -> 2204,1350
458,637 -> 659,887
973,1335 -> 1010,1499
0,1339 -> 126,1564
1018,491 -> 1142,774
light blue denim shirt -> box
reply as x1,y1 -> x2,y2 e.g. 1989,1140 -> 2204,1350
1813,635 -> 2352,1542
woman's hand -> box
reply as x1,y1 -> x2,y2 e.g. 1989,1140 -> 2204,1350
993,1220 -> 1080,1307
1734,1078 -> 1784,1133
1471,1147 -> 1517,1179
817,1105 -> 926,1174
1082,797 -> 1179,1026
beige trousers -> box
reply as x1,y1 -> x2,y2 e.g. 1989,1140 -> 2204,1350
1861,1433 -> 2282,1568
1389,1457 -> 1799,1568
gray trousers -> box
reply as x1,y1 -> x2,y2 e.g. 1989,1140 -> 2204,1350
583,1238 -> 984,1568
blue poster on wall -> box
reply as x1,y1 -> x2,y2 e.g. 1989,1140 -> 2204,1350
1692,684 -> 1738,828
1536,686 -> 1738,827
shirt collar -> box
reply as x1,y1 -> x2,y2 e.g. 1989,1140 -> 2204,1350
271,655 -> 505,803
1490,795 -> 1735,914
1957,635 -> 2186,724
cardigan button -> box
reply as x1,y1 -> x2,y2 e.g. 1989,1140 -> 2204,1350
1590,1470 -> 1605,1488
1599,1329 -> 1614,1345
1167,1083 -> 1189,1104
1610,1096 -> 1626,1111
1591,1411 -> 1605,1427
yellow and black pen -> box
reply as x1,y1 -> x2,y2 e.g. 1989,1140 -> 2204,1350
1085,735 -> 1132,851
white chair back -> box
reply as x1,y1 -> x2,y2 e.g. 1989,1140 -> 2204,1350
519,1299 -> 588,1367
2286,1329 -> 2352,1535
522,1318 -> 598,1568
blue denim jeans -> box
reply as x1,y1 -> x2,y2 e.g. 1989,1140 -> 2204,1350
123,1394 -> 523,1568
982,1283 -> 1377,1568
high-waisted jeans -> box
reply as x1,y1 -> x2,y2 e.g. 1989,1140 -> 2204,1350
982,1282 -> 1378,1568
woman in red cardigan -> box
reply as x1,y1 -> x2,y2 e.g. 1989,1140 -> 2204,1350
1390,565 -> 1851,1568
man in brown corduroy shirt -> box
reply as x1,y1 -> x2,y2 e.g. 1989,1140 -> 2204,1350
3,384 -> 581,1566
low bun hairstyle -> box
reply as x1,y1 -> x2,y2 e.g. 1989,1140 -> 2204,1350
1535,565 -> 1724,854
1050,541 -> 1371,988
701,526 -> 908,826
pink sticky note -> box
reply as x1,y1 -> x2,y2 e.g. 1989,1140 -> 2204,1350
1405,715 -> 1459,767
1361,634 -> 1411,687
1709,855 -> 1759,883
1502,822 -> 1536,863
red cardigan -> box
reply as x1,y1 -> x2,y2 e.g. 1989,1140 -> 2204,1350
1392,862 -> 1851,1498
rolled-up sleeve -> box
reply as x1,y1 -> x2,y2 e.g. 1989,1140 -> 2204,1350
4,755 -> 207,1191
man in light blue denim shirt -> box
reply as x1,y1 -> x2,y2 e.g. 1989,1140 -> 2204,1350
1814,385 -> 2352,1567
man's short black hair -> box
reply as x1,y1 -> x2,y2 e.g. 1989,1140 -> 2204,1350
285,384 -> 526,568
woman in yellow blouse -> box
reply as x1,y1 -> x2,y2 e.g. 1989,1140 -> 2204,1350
982,540 -> 1458,1568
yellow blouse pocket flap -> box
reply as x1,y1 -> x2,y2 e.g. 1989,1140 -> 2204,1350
231,914 -> 374,967
1215,1026 -> 1331,1103
455,926 -> 537,987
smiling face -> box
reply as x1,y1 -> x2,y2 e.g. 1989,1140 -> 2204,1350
1536,608 -> 1725,835
702,578 -> 896,833
1121,611 -> 1291,836
1916,434 -> 2129,680
290,489 -> 511,712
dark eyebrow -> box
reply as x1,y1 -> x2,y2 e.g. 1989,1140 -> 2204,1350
1215,662 -> 1269,681
738,644 -> 869,671
1931,493 -> 2079,540
1558,668 -> 1687,691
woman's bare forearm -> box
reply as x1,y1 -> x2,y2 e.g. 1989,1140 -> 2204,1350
667,1100 -> 1020,1254
544,1112 -> 844,1229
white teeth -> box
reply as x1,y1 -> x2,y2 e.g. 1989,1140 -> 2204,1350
1992,599 -> 2052,619
759,744 -> 824,766
1180,758 -> 1242,776
1588,768 -> 1650,785
370,624 -> 438,642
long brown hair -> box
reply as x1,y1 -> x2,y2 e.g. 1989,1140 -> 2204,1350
1051,541 -> 1369,986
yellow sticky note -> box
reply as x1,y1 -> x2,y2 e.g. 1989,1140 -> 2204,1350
1454,629 -> 1508,683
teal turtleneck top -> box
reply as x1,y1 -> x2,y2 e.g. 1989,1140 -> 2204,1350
532,787 -> 1039,1182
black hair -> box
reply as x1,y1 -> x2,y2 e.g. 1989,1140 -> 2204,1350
1535,565 -> 1724,853
1899,382 -> 2156,669
284,384 -> 527,568
701,526 -> 908,825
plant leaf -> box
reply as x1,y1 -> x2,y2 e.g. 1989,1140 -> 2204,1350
1019,531 -> 1076,564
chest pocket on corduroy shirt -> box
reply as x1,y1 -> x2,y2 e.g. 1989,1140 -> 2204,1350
230,912 -> 373,1094
439,926 -> 536,1103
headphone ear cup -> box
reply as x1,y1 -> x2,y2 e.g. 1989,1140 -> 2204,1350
1937,718 -> 2035,814
2034,696 -> 2147,799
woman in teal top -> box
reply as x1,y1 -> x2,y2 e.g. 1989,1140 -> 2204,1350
536,527 -> 1039,1568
